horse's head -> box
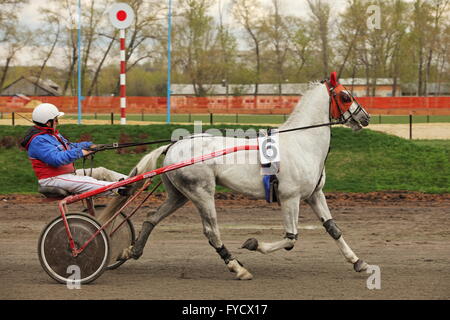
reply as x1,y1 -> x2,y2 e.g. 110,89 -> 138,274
325,72 -> 371,131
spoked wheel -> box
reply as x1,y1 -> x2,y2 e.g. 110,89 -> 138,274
38,213 -> 110,285
104,212 -> 135,270
84,205 -> 135,270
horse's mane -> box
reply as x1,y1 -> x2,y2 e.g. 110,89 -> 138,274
280,81 -> 324,128
302,80 -> 322,96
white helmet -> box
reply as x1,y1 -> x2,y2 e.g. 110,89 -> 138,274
32,103 -> 65,124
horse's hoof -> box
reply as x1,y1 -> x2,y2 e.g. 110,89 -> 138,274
284,244 -> 294,251
118,246 -> 133,260
131,248 -> 143,260
237,270 -> 253,280
119,245 -> 143,260
353,259 -> 369,272
227,260 -> 253,280
241,238 -> 258,251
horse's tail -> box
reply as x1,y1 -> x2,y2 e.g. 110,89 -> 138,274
133,144 -> 170,176
98,144 -> 170,223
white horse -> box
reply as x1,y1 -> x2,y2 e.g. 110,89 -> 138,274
103,73 -> 371,280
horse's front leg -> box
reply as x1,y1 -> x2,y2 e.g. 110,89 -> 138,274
305,189 -> 369,272
241,196 -> 300,254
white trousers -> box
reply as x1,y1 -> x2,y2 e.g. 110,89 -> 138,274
38,167 -> 128,195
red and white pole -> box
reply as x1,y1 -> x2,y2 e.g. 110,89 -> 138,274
120,28 -> 126,125
109,3 -> 134,125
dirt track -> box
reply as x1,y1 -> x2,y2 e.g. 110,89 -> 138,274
0,193 -> 449,300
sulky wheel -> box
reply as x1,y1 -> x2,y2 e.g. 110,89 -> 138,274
84,205 -> 135,270
104,211 -> 135,270
38,213 -> 110,285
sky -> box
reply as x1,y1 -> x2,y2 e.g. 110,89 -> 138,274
5,0 -> 350,67
18,0 -> 350,28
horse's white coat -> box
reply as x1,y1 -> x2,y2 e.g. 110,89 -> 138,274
126,82 -> 370,279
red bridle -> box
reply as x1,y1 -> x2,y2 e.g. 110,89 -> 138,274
324,71 -> 356,120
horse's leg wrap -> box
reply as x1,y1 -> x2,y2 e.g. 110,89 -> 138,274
208,242 -> 251,279
323,219 -> 342,240
284,233 -> 298,251
285,233 -> 298,240
210,242 -> 233,264
131,221 -> 155,259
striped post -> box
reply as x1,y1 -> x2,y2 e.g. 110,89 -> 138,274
120,29 -> 126,125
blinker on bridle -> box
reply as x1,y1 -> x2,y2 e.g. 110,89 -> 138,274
323,72 -> 369,126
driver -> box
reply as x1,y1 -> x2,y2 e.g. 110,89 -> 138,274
20,103 -> 128,195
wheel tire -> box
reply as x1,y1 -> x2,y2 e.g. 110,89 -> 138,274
104,212 -> 135,270
84,205 -> 135,270
38,213 -> 110,285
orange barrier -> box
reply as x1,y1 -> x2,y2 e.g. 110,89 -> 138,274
1,95 -> 449,115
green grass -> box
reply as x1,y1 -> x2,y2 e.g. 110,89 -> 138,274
326,129 -> 449,193
411,140 -> 450,152
0,124 -> 449,194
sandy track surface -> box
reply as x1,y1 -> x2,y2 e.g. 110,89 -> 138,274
367,123 -> 450,140
1,193 -> 449,300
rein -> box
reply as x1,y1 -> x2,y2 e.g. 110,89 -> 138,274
88,139 -> 174,153
276,120 -> 345,134
82,75 -> 352,172
86,120 -> 345,154
81,119 -> 345,174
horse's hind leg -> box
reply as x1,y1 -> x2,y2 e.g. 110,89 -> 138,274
120,174 -> 188,260
192,194 -> 253,280
170,170 -> 253,280
305,189 -> 369,272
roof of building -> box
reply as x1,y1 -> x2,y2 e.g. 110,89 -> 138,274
339,78 -> 394,86
1,76 -> 62,96
171,79 -> 398,96
171,83 -> 312,95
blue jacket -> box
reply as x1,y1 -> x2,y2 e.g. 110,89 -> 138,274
21,126 -> 92,179
28,134 -> 92,167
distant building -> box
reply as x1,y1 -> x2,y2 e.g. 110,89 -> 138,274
401,83 -> 450,96
339,78 -> 401,97
170,83 -> 309,96
171,79 -> 401,97
1,76 -> 62,96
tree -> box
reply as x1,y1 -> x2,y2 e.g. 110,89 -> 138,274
307,0 -> 332,78
232,0 -> 265,96
423,0 -> 449,96
216,0 -> 238,89
39,0 -> 79,95
435,23 -> 450,94
387,0 -> 409,96
87,31 -> 118,96
172,0 -> 223,96
336,0 -> 367,80
32,12 -> 61,95
285,16 -> 313,82
261,0 -> 290,94
0,0 -> 30,90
